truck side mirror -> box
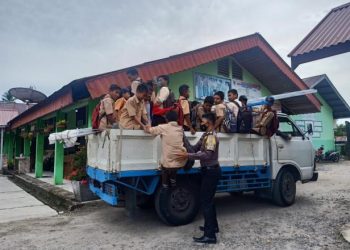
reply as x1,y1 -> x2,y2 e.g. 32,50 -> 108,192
307,124 -> 313,134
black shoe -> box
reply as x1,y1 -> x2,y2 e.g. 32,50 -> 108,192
193,235 -> 217,244
199,226 -> 219,233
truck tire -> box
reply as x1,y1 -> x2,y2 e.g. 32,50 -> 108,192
154,182 -> 200,226
272,169 -> 296,206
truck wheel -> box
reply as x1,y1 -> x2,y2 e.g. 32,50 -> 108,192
272,169 -> 296,206
154,182 -> 200,226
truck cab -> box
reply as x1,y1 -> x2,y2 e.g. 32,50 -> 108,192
87,113 -> 317,225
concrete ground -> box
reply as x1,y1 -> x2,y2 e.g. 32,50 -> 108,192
0,175 -> 57,223
0,162 -> 349,250
27,172 -> 74,193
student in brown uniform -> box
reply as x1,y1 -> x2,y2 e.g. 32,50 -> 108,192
193,96 -> 214,131
114,88 -> 131,122
177,112 -> 221,244
144,110 -> 187,188
251,96 -> 275,136
98,84 -> 121,130
179,84 -> 196,134
213,91 -> 226,132
119,84 -> 149,130
127,68 -> 142,95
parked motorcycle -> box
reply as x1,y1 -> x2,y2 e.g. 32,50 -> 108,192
315,147 -> 340,163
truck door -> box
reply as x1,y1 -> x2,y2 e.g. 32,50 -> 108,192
274,116 -> 313,177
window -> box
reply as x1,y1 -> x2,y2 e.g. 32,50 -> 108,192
232,60 -> 243,80
278,116 -> 303,137
76,107 -> 87,128
217,59 -> 229,77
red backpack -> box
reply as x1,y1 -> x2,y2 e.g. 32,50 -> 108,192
173,99 -> 185,126
91,102 -> 102,129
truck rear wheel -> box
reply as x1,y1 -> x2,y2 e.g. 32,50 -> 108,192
272,169 -> 296,206
154,181 -> 200,226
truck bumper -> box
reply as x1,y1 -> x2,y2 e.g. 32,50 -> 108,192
310,171 -> 318,182
87,166 -> 119,206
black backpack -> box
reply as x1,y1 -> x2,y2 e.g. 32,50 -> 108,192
163,89 -> 176,108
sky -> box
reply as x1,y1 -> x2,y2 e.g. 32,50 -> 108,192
0,0 -> 349,122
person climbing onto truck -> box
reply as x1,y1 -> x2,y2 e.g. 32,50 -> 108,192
119,83 -> 149,130
176,112 -> 221,244
98,84 -> 121,130
127,67 -> 142,95
144,110 -> 187,188
251,96 -> 276,136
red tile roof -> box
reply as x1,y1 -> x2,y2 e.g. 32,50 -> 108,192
9,33 -> 322,129
289,2 -> 350,68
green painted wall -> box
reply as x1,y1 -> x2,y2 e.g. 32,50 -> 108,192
168,58 -> 271,99
292,94 -> 335,151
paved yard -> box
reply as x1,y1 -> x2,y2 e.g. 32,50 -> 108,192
0,162 -> 349,250
0,176 -> 57,224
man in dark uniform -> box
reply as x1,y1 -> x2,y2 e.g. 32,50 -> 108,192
176,112 -> 221,244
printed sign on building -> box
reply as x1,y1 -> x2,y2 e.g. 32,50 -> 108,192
232,79 -> 262,100
194,73 -> 262,101
194,73 -> 231,100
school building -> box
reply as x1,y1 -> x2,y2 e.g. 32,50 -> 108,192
292,75 -> 350,152
1,33 -> 348,185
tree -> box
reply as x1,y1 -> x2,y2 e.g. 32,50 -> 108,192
334,124 -> 346,136
1,91 -> 16,102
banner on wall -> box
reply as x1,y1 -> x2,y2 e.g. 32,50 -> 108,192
194,73 -> 231,100
232,79 -> 262,100
194,73 -> 262,101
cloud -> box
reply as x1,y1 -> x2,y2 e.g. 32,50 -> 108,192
0,0 -> 349,122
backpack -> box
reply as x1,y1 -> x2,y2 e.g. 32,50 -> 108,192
237,106 -> 253,132
265,110 -> 279,137
173,99 -> 185,126
190,104 -> 199,129
163,89 -> 176,108
223,104 -> 238,133
91,102 -> 102,129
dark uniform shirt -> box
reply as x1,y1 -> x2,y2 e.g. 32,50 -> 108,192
184,131 -> 219,167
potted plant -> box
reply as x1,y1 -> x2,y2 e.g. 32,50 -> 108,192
20,128 -> 28,138
43,124 -> 54,135
68,147 -> 97,202
27,132 -> 34,140
56,120 -> 67,129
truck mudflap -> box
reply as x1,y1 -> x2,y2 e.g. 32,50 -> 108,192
87,164 -> 272,206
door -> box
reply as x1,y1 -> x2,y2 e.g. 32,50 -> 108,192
274,116 -> 313,178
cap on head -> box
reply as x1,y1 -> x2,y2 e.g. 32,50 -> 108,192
265,96 -> 275,106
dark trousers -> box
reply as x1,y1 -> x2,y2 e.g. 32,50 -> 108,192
161,167 -> 178,188
200,166 -> 221,238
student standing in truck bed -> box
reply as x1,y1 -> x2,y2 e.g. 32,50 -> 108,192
119,84 -> 149,130
99,84 -> 121,130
